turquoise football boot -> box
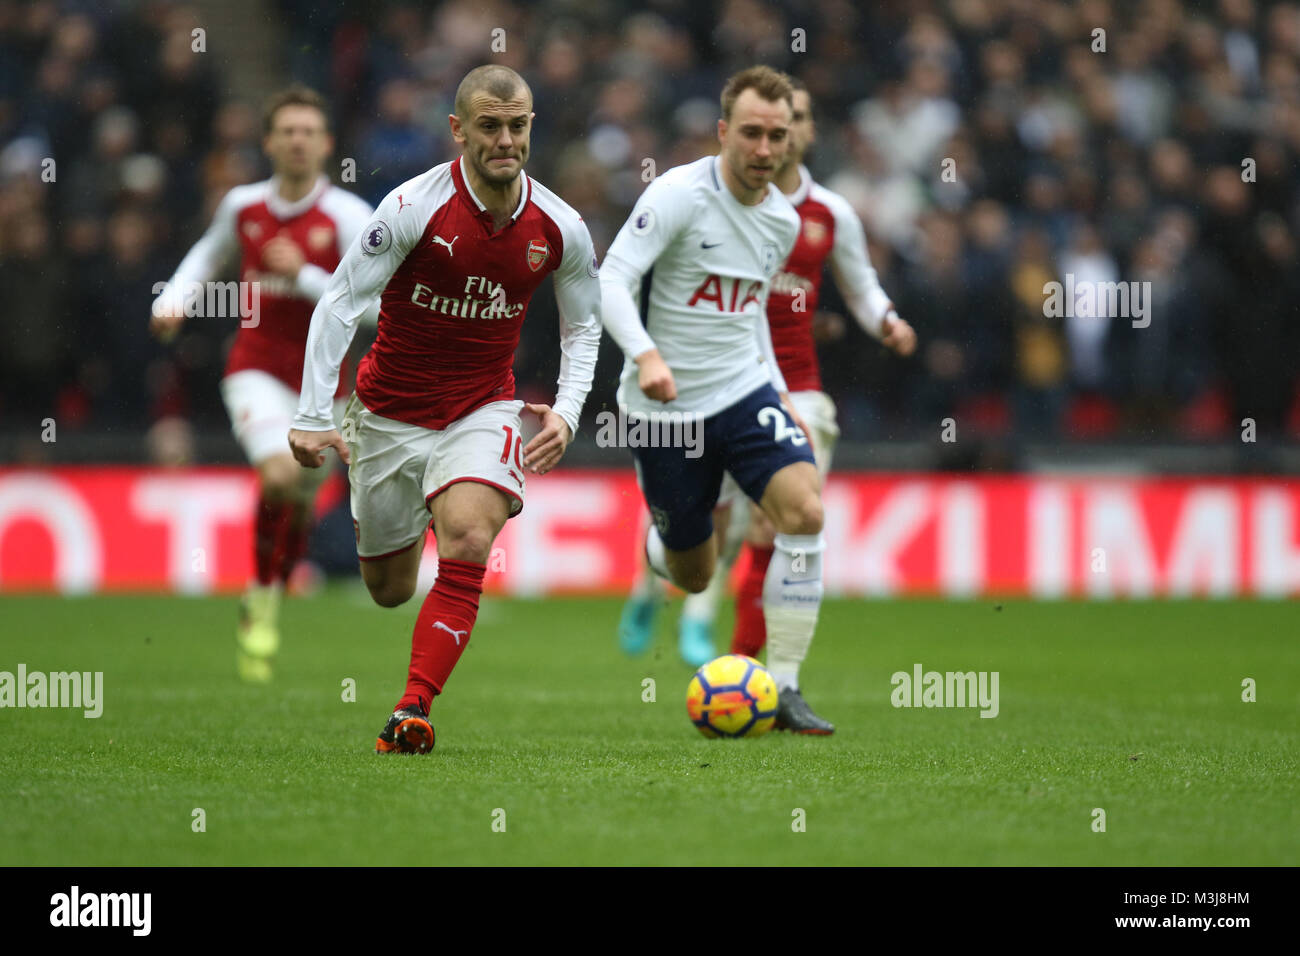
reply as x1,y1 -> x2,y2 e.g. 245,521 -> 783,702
678,617 -> 716,669
618,592 -> 661,656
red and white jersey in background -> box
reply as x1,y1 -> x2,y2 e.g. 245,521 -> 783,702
768,165 -> 895,393
293,156 -> 601,437
154,175 -> 374,396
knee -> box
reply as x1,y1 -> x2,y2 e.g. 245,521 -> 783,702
368,583 -> 415,608
679,573 -> 712,594
436,522 -> 495,564
673,563 -> 715,595
259,459 -> 301,501
775,491 -> 823,536
365,577 -> 416,608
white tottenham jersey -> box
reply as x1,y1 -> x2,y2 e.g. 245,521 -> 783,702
600,155 -> 800,418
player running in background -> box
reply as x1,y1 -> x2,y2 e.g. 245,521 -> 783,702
150,85 -> 375,683
600,66 -> 837,733
288,65 -> 601,754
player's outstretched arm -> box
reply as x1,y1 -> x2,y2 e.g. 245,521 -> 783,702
599,255 -> 678,402
598,255 -> 660,375
824,190 -> 916,357
291,183 -> 424,461
150,188 -> 242,342
878,311 -> 917,356
548,208 -> 604,442
599,176 -> 697,403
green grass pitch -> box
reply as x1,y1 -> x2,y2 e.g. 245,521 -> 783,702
1,591 -> 1296,865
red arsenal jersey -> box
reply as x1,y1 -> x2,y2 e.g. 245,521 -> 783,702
294,157 -> 602,437
766,167 -> 895,393
158,176 -> 373,395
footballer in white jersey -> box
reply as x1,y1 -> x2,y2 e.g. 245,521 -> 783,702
679,81 -> 917,683
608,153 -> 799,419
601,66 -> 835,734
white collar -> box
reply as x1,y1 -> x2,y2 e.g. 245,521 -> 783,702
266,174 -> 329,220
711,155 -> 773,207
459,156 -> 530,220
784,164 -> 812,206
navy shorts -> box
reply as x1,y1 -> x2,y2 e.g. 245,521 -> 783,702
631,383 -> 816,550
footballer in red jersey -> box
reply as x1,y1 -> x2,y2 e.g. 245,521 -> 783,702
288,65 -> 601,754
150,85 -> 375,683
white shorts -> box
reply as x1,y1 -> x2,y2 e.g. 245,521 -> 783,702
221,368 -> 347,467
717,389 -> 840,507
342,393 -> 527,560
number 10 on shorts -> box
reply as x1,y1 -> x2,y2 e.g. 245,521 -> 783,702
500,425 -> 524,469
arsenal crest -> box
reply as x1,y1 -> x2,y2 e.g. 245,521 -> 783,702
803,219 -> 828,246
307,225 -> 334,252
526,238 -> 550,272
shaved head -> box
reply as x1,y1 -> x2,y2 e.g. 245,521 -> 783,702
454,64 -> 532,120
449,65 -> 536,192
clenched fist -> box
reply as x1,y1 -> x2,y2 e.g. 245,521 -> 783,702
288,427 -> 351,467
636,348 -> 677,402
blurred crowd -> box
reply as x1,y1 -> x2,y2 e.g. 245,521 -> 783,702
2,0 -> 1299,463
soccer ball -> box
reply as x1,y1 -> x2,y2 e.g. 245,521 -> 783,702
686,654 -> 779,738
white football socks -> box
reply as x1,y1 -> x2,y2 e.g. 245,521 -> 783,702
630,550 -> 664,601
628,520 -> 675,602
645,524 -> 672,583
681,560 -> 727,623
763,532 -> 824,692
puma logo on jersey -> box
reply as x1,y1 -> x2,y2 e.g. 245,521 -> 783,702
432,235 -> 458,255
432,621 -> 468,645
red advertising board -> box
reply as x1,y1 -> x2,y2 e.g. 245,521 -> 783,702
1,468 -> 1298,597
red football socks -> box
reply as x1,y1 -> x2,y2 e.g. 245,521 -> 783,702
398,557 -> 486,714
730,544 -> 773,657
278,511 -> 311,582
254,496 -> 313,586
253,497 -> 289,586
